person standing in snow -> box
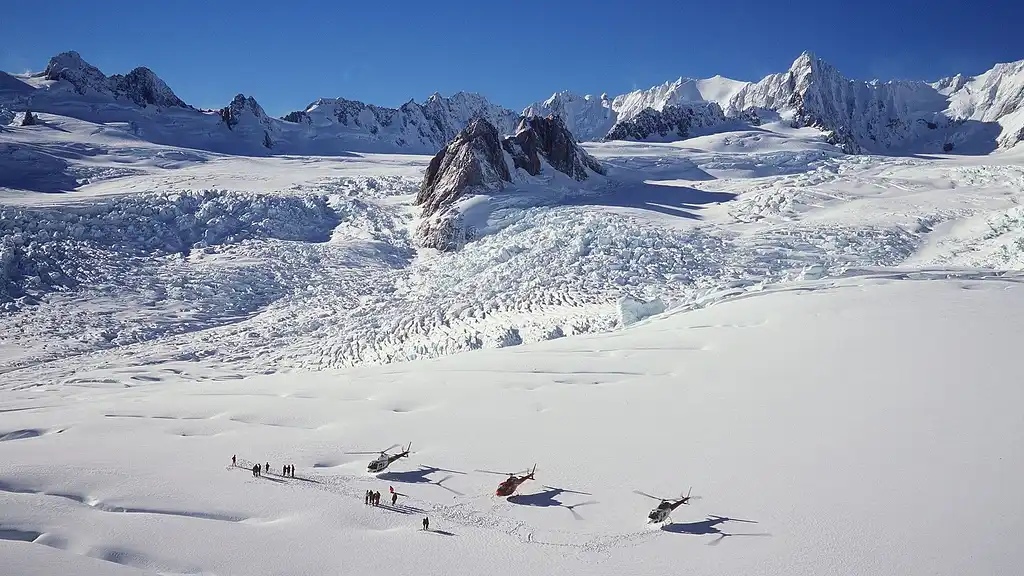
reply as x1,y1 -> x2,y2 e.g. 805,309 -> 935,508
391,491 -> 398,506
252,464 -> 259,477
365,490 -> 370,505
266,462 -> 270,475
422,517 -> 429,531
232,455 -> 236,467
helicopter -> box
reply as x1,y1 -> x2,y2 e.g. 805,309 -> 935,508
475,464 -> 537,496
347,442 -> 412,473
634,487 -> 700,523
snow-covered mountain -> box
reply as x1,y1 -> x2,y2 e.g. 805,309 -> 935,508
38,51 -> 189,109
525,52 -> 1024,153
0,52 -> 518,156
280,92 -> 520,152
5,50 -> 1024,156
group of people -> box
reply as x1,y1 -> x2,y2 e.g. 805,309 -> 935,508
234,455 -> 432,532
231,455 -> 296,479
364,486 -> 402,507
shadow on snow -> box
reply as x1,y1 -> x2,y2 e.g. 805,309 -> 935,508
377,465 -> 466,495
661,514 -> 771,545
507,485 -> 599,520
565,181 -> 737,220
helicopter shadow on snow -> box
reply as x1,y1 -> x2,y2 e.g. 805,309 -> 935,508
661,515 -> 771,545
376,465 -> 467,495
506,485 -> 599,520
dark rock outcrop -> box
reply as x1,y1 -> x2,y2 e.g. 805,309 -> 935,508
502,115 -> 605,180
108,67 -> 187,108
605,102 -> 727,141
416,118 -> 511,217
17,111 -> 37,126
415,116 -> 605,251
281,110 -> 310,123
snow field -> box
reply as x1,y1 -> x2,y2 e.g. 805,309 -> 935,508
1,275 -> 1022,576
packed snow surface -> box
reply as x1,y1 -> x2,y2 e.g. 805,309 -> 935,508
2,275 -> 1023,576
2,106 -> 1024,575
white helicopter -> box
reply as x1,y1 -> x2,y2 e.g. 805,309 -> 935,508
347,442 -> 412,473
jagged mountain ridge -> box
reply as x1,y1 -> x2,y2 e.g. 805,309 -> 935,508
4,50 -> 1024,155
280,92 -> 520,152
527,52 -> 1024,153
0,52 -> 520,155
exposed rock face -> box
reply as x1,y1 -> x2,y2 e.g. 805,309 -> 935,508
108,67 -> 187,108
415,116 -> 605,250
605,102 -> 727,142
43,51 -> 187,108
416,118 -> 511,217
503,115 -> 605,180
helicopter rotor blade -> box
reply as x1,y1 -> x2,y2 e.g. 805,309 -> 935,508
707,534 -> 728,546
475,469 -> 527,477
542,485 -> 592,496
707,515 -> 757,524
435,475 -> 465,496
347,444 -> 401,455
566,500 -> 598,521
633,490 -> 667,502
430,467 -> 467,475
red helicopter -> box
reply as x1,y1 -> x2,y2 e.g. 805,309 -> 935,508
475,464 -> 537,496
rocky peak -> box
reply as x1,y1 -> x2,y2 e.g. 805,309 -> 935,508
43,51 -> 108,95
416,118 -> 510,216
415,116 -> 606,250
414,118 -> 511,250
503,115 -> 605,180
108,67 -> 187,108
41,51 -> 187,108
220,94 -> 275,148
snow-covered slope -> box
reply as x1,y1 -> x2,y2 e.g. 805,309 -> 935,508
944,59 -> 1024,149
2,274 -> 1023,576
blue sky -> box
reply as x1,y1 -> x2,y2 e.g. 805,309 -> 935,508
4,0 -> 1022,116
